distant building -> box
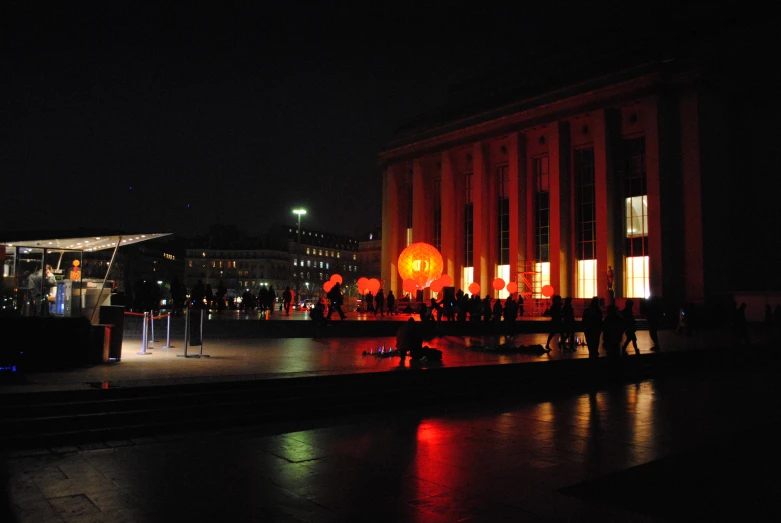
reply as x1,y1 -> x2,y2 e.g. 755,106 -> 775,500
356,227 -> 382,284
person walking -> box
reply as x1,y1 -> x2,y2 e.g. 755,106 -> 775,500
562,297 -> 576,351
621,299 -> 639,354
282,286 -> 293,316
582,297 -> 603,358
375,288 -> 385,316
544,295 -> 564,352
386,290 -> 396,315
602,305 -> 624,360
326,282 -> 346,320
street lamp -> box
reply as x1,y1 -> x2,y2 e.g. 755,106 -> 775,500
293,208 -> 307,308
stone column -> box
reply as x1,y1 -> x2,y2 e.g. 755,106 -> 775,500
440,150 -> 458,279
593,109 -> 618,300
508,132 -> 527,288
680,89 -> 704,303
412,159 -> 430,244
382,164 -> 403,295
644,97 -> 664,298
473,142 -> 491,294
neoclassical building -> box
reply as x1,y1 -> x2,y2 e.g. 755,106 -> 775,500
380,54 -> 762,312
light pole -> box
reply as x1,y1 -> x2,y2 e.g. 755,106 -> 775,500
292,208 -> 307,308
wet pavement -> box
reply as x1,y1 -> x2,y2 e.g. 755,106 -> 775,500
3,361 -> 779,522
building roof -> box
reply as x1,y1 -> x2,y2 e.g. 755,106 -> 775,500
1,231 -> 171,251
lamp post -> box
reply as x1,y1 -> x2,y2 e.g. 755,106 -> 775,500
293,208 -> 307,308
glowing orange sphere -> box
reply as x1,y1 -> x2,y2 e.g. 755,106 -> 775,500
439,274 -> 452,287
402,279 -> 418,294
541,284 -> 555,298
324,281 -> 334,292
506,282 -> 518,294
329,274 -> 343,285
492,278 -> 506,291
368,278 -> 380,293
397,242 -> 443,289
72,260 -> 80,267
357,277 -> 369,293
468,282 -> 480,295
430,278 -> 443,293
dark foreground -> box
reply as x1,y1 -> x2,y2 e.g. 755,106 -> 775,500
3,355 -> 780,522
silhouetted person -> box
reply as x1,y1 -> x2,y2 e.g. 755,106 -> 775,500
387,290 -> 396,315
518,294 -> 524,316
504,295 -> 518,335
282,286 -> 293,316
545,295 -> 565,351
602,305 -> 624,358
733,302 -> 750,346
582,297 -> 603,358
621,299 -> 639,354
469,294 -> 481,327
326,282 -> 346,320
643,297 -> 662,351
396,317 -> 423,361
364,292 -> 374,313
205,284 -> 214,310
483,295 -> 493,324
309,298 -> 326,335
191,279 -> 206,309
492,298 -> 503,333
216,281 -> 227,312
375,288 -> 385,316
562,297 -> 576,351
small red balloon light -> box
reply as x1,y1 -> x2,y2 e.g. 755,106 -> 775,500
402,279 -> 417,294
324,281 -> 334,292
492,278 -> 505,291
329,274 -> 343,285
541,284 -> 555,298
468,282 -> 480,295
506,282 -> 518,294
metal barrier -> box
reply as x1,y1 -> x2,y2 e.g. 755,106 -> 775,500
136,312 -> 152,356
124,310 -> 175,356
178,308 -> 209,359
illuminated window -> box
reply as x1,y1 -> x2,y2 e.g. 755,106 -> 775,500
533,156 -> 550,263
306,247 -> 310,255
188,260 -> 192,267
533,262 -> 550,298
497,165 -> 509,265
337,252 -> 341,259
319,261 -> 323,269
463,267 -> 474,291
464,171 -> 473,265
626,256 -> 650,298
326,263 -> 329,269
622,137 -> 649,296
319,250 -> 323,256
352,254 -> 356,260
575,147 -> 596,298
211,261 -> 216,268
306,260 -> 311,267
294,258 -> 298,266
496,264 -> 510,298
577,260 -> 598,299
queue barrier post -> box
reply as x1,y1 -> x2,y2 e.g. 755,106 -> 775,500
178,309 -> 209,358
149,311 -> 156,343
136,312 -> 152,355
162,313 -> 174,348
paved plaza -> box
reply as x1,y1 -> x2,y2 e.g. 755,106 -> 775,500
2,314 -> 780,522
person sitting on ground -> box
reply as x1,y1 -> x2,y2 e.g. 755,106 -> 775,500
396,317 -> 424,360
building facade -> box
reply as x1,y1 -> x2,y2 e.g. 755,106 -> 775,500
380,56 -> 770,313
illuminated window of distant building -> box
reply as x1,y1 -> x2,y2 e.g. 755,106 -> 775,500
433,176 -> 442,252
352,254 -> 356,260
306,260 -> 310,267
326,263 -> 329,269
319,250 -> 323,256
319,261 -> 323,269
211,261 -> 216,268
533,262 -> 550,299
622,137 -> 649,297
337,252 -> 341,258
306,247 -> 310,255
574,147 -> 597,298
464,171 -> 473,266
294,258 -> 298,266
188,260 -> 192,267
533,156 -> 550,265
319,272 -> 323,280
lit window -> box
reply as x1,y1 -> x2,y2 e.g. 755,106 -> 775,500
352,254 -> 356,261
463,266 -> 474,292
306,260 -> 311,267
496,265 -> 510,299
577,260 -> 598,299
306,247 -> 310,255
337,252 -> 341,258
533,262 -> 551,298
319,261 -> 323,269
625,196 -> 648,237
326,263 -> 329,269
626,256 -> 650,298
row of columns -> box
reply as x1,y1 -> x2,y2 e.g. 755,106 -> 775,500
382,94 -> 704,305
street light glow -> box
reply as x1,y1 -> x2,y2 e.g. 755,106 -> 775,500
293,209 -> 307,216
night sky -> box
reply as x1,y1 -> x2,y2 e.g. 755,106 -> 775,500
0,2 -> 760,240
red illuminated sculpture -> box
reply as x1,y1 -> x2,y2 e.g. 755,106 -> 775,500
397,242 -> 443,289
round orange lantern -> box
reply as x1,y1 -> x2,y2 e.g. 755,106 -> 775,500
324,281 -> 334,292
468,282 -> 480,296
397,242 -> 443,289
439,274 -> 452,287
329,273 -> 343,285
430,278 -> 444,293
402,279 -> 417,294
541,284 -> 554,298
506,282 -> 518,294
492,278 -> 505,291
357,277 -> 369,293
368,278 -> 380,293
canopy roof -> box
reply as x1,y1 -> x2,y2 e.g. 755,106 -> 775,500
1,232 -> 172,252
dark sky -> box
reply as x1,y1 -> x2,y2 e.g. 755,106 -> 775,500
0,2 -> 756,240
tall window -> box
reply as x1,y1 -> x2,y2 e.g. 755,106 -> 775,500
496,165 -> 510,265
433,177 -> 442,253
622,137 -> 649,298
574,147 -> 597,298
464,172 -> 474,267
533,157 -> 550,295
406,170 -> 413,246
